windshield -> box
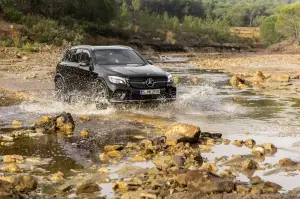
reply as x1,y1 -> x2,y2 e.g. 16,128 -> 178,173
93,49 -> 145,65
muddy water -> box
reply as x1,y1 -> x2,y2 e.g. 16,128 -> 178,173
1,64 -> 300,192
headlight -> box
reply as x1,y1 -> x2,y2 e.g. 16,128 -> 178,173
108,76 -> 127,84
167,74 -> 173,83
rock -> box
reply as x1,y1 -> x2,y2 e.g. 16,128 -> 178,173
55,112 -> 75,134
278,158 -> 297,167
262,181 -> 282,193
244,139 -> 256,149
0,135 -> 14,142
263,143 -> 277,155
241,159 -> 258,170
132,155 -> 146,162
153,155 -> 172,170
41,116 -> 52,123
200,163 -> 218,172
98,167 -> 109,173
251,185 -> 263,194
269,74 -> 290,83
253,71 -> 265,83
140,192 -> 157,199
140,140 -> 153,149
113,182 -> 139,192
233,140 -> 244,147
50,171 -> 65,182
223,139 -> 231,145
172,155 -> 185,167
0,163 -> 21,173
126,142 -> 140,150
104,145 -> 123,152
121,191 -> 142,199
236,184 -> 250,193
11,120 -> 22,126
199,145 -> 212,153
79,115 -> 90,123
13,175 -> 37,192
25,157 -> 41,163
0,180 -> 21,199
3,155 -> 24,163
76,181 -> 101,195
165,123 -> 201,145
230,75 -> 248,89
250,176 -> 262,185
107,150 -> 123,159
99,153 -> 110,163
206,139 -> 215,146
252,145 -> 265,156
80,129 -> 89,138
175,170 -> 235,193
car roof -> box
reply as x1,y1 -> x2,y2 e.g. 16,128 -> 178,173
71,45 -> 133,51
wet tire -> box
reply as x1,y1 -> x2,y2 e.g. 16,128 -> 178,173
91,81 -> 110,109
55,77 -> 70,102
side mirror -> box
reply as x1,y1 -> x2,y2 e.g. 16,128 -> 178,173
147,60 -> 153,65
79,61 -> 90,67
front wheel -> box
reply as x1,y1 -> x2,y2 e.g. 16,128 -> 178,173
55,77 -> 70,102
90,81 -> 110,109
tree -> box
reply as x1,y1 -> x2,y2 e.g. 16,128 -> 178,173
276,2 -> 300,44
260,15 -> 281,45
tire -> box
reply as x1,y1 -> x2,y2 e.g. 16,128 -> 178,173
55,77 -> 69,102
90,81 -> 110,109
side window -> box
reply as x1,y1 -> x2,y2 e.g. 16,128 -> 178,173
79,50 -> 91,64
62,50 -> 72,61
69,49 -> 82,63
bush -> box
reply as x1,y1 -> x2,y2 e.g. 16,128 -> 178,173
260,15 -> 281,46
21,42 -> 40,52
3,7 -> 23,22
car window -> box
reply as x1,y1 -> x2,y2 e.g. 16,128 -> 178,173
62,50 -> 72,61
93,49 -> 145,65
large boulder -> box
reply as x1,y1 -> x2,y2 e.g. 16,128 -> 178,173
55,112 -> 75,134
230,75 -> 248,89
165,123 -> 201,145
75,181 -> 101,195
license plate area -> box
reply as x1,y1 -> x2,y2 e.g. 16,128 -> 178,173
140,89 -> 160,95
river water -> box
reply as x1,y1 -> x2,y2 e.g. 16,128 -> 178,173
1,63 -> 300,193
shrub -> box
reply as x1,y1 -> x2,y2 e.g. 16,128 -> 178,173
3,7 -> 23,22
260,15 -> 281,46
21,42 -> 40,52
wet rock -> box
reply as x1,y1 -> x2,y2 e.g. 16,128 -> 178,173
252,145 -> 265,156
269,74 -> 290,83
121,191 -> 143,199
263,143 -> 277,155
172,155 -> 185,167
13,175 -> 37,192
0,135 -> 14,142
0,163 -> 21,173
251,185 -> 263,194
278,158 -> 297,167
104,145 -> 123,152
0,180 -> 21,199
230,75 -> 248,89
3,155 -> 24,164
262,181 -> 282,193
223,139 -> 231,145
107,150 -> 123,159
236,184 -> 250,193
244,139 -> 256,149
206,139 -> 215,146
12,120 -> 22,126
250,176 -> 262,185
140,140 -> 154,149
76,181 -> 101,195
199,145 -> 212,153
98,167 -> 109,173
55,112 -> 75,134
99,153 -> 110,163
165,123 -> 201,145
200,163 -> 218,172
241,159 -> 258,170
126,142 -> 140,150
253,71 -> 265,83
132,155 -> 146,162
79,115 -> 90,123
233,140 -> 244,147
50,171 -> 65,182
141,192 -> 157,199
175,170 -> 235,193
25,157 -> 41,163
113,181 -> 140,192
80,129 -> 89,138
153,155 -> 172,170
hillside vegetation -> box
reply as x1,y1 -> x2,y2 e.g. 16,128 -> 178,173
0,0 -> 300,50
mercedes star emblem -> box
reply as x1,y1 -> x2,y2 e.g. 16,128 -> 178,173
145,78 -> 155,88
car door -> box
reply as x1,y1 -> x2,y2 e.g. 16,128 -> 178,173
76,49 -> 96,95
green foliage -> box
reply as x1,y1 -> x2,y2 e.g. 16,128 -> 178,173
260,15 -> 281,45
21,42 -> 40,52
2,7 -> 23,22
276,2 -> 300,43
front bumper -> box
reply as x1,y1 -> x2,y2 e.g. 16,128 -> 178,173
106,82 -> 177,103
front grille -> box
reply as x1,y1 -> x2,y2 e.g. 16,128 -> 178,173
129,77 -> 167,89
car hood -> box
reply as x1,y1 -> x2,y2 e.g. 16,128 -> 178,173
94,64 -> 167,77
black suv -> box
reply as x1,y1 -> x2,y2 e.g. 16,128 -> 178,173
54,45 -> 176,103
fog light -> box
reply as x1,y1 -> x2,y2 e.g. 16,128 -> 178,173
113,91 -> 126,100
